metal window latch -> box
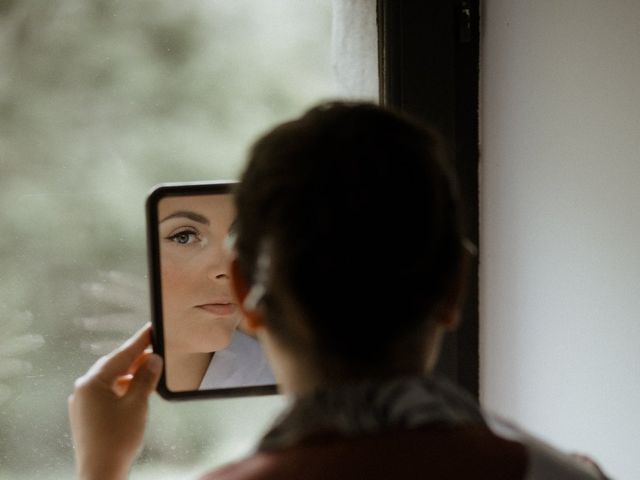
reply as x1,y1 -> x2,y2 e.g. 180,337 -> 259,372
459,1 -> 472,44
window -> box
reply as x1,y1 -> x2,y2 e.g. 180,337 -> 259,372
0,1 -> 339,477
1,1 -> 480,478
378,0 -> 480,397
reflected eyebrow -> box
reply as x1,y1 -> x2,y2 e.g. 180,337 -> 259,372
159,211 -> 210,225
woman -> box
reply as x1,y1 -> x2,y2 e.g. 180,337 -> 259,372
69,102 -> 608,479
158,192 -> 274,391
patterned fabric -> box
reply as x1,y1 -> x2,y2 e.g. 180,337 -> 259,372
259,375 -> 485,451
256,375 -> 610,480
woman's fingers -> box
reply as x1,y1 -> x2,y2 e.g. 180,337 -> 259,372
81,323 -> 154,388
68,324 -> 161,480
125,353 -> 162,402
112,352 -> 163,398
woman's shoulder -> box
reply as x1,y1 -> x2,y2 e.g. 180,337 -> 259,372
197,453 -> 277,480
197,425 -> 527,480
486,414 -> 609,479
197,419 -> 608,480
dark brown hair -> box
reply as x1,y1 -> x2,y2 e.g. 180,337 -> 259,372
233,102 -> 464,365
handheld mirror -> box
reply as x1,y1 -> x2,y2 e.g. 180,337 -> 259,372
146,181 -> 277,399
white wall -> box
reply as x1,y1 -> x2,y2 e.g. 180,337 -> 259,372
331,0 -> 379,101
480,2 -> 640,478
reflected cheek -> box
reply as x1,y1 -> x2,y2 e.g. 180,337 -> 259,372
161,260 -> 195,323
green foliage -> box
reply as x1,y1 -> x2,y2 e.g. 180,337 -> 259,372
0,0 -> 332,476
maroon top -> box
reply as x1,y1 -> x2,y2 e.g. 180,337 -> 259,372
197,376 -> 606,480
199,425 -> 528,480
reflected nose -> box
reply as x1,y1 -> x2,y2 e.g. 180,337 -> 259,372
206,247 -> 232,281
207,263 -> 229,281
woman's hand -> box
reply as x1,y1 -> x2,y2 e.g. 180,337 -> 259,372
68,324 -> 162,480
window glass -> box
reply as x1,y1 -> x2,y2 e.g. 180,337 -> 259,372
0,1 -> 336,478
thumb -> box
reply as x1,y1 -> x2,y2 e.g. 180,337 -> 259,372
126,354 -> 162,402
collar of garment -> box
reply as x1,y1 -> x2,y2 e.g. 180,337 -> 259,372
199,330 -> 275,390
258,375 -> 485,452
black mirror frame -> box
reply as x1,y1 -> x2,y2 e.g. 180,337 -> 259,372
146,180 -> 278,400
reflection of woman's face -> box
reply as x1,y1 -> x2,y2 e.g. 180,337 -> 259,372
158,194 -> 239,354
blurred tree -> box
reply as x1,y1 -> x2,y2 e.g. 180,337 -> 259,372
0,0 -> 332,477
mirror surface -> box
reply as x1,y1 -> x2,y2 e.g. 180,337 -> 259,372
149,183 -> 276,397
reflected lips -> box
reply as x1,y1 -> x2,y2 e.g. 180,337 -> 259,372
197,303 -> 237,315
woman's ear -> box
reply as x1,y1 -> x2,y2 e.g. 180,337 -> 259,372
436,245 -> 474,331
435,304 -> 462,331
230,259 -> 265,333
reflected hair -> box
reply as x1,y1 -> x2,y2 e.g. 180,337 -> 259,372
233,102 -> 465,364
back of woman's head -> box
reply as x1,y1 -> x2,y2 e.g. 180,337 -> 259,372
234,102 -> 464,366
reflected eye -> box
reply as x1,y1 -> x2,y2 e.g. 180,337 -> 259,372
166,229 -> 199,246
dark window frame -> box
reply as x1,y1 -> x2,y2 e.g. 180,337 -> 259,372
377,0 -> 480,398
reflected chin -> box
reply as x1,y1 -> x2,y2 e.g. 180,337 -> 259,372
165,310 -> 239,354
